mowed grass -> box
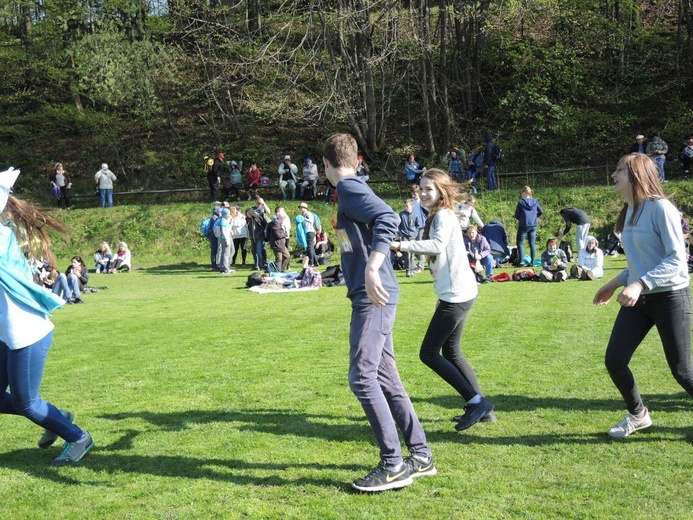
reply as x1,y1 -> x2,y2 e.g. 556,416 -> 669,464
1,256 -> 692,519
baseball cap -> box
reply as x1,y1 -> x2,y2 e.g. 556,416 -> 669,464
298,202 -> 308,209
636,135 -> 644,140
221,208 -> 230,216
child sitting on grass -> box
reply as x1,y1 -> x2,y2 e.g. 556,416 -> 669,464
539,238 -> 569,282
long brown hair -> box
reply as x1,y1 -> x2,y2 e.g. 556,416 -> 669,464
614,153 -> 665,233
420,168 -> 464,240
4,195 -> 69,267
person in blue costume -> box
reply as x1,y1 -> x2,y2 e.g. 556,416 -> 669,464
0,167 -> 94,465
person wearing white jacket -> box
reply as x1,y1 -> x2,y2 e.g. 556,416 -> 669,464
571,236 -> 604,280
94,163 -> 117,207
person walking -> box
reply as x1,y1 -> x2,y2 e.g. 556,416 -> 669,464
514,186 -> 544,267
94,163 -> 117,208
391,169 -> 495,431
0,167 -> 94,465
593,153 -> 693,438
323,133 -> 435,492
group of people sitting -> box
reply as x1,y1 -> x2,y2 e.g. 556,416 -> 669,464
203,196 -> 333,275
93,241 -> 132,274
31,241 -> 131,305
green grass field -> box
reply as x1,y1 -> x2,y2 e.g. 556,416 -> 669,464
1,251 -> 691,519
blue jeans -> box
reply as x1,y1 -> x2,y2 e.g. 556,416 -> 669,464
516,226 -> 537,265
486,165 -> 497,191
52,273 -> 81,300
99,188 -> 113,207
251,240 -> 265,268
653,156 -> 666,181
348,304 -> 431,466
209,236 -> 219,269
605,288 -> 693,415
480,254 -> 494,276
0,332 -> 83,442
467,168 -> 479,190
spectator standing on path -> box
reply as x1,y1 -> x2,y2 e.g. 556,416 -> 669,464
483,132 -> 500,191
646,133 -> 668,182
0,167 -> 94,465
50,163 -> 71,209
679,134 -> 693,175
94,163 -> 116,208
446,149 -> 465,183
593,153 -> 693,438
630,134 -> 647,154
323,133 -> 435,493
558,206 -> 591,254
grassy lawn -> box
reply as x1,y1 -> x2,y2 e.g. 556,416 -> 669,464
1,252 -> 691,519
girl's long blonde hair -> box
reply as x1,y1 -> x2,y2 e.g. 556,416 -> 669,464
4,195 -> 69,267
615,153 -> 665,233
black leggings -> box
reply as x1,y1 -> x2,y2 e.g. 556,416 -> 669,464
419,298 -> 481,402
232,238 -> 247,265
605,287 -> 693,415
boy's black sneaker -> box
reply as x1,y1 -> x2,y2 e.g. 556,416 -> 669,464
404,454 -> 437,479
351,461 -> 413,492
455,397 -> 495,432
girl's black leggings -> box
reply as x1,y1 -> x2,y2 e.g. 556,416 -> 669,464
605,287 -> 693,415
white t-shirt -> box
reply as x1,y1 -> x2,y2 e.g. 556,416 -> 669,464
0,287 -> 54,350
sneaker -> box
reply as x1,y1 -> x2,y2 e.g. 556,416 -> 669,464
404,454 -> 437,479
72,297 -> 85,304
413,267 -> 424,274
351,461 -> 413,492
455,397 -> 495,431
406,270 -> 414,278
480,411 -> 497,423
51,431 -> 94,465
608,409 -> 652,438
38,409 -> 74,449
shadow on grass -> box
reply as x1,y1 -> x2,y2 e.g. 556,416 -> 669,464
139,263 -> 209,275
0,448 -> 358,489
97,409 -> 371,445
414,392 -> 692,415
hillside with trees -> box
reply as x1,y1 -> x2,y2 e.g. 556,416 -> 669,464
1,0 -> 691,199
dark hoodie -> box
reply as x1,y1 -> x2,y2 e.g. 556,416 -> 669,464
484,132 -> 499,166
514,197 -> 544,227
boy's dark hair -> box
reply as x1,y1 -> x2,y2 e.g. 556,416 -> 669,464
323,134 -> 358,169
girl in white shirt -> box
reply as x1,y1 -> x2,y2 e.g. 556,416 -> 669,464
391,169 -> 495,432
0,168 -> 94,465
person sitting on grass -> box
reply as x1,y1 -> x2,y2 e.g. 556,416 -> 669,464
108,242 -> 131,273
94,242 -> 112,273
539,238 -> 569,282
464,225 -> 494,278
571,236 -> 604,280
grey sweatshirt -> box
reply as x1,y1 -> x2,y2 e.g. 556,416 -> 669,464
400,209 -> 478,303
616,197 -> 689,293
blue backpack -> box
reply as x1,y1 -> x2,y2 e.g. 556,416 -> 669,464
200,217 -> 213,237
313,213 -> 322,232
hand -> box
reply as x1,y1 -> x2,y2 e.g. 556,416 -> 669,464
365,268 -> 389,307
390,241 -> 401,251
616,282 -> 643,307
593,284 -> 616,305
